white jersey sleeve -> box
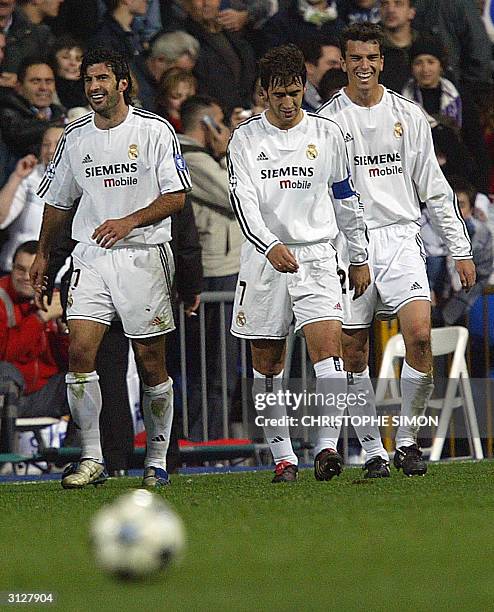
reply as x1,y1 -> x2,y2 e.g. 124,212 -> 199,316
227,132 -> 281,255
411,112 -> 472,260
37,132 -> 82,209
329,127 -> 368,265
155,121 -> 192,194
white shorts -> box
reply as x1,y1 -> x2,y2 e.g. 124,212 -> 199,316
67,242 -> 175,339
231,241 -> 343,339
338,224 -> 431,329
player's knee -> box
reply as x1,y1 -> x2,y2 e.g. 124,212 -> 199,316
68,341 -> 97,372
343,346 -> 367,373
407,327 -> 431,358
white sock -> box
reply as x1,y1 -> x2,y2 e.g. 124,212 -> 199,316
312,356 -> 347,456
253,369 -> 298,466
347,368 -> 388,462
142,378 -> 174,471
396,360 -> 434,448
66,371 -> 103,463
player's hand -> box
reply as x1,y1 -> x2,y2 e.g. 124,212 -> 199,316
349,263 -> 370,299
30,252 -> 49,309
14,154 -> 37,179
455,259 -> 476,292
37,291 -> 63,322
92,217 -> 136,248
267,244 -> 299,273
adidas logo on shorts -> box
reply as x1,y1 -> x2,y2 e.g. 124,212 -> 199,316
82,154 -> 93,163
410,282 -> 422,290
257,151 -> 268,161
344,133 -> 353,142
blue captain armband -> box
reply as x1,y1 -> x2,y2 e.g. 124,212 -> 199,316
331,176 -> 356,199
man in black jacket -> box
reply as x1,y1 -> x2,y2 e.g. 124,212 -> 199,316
0,57 -> 65,158
1,2 -> 54,76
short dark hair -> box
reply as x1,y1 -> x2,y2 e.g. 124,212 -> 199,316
180,94 -> 219,133
13,241 -> 39,263
17,57 -> 54,84
80,48 -> 132,104
258,44 -> 307,91
299,36 -> 340,66
449,176 -> 477,208
318,68 -> 348,103
340,23 -> 385,57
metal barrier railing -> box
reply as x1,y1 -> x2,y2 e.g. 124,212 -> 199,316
175,286 -> 494,461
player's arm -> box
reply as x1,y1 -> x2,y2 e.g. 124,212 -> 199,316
330,129 -> 370,297
226,136 -> 297,272
92,191 -> 186,248
32,131 -> 80,308
31,204 -> 72,309
412,112 -> 476,290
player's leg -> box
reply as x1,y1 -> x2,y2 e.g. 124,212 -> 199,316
342,328 -> 390,478
394,299 -> 433,475
132,335 -> 174,487
302,320 -> 346,480
62,319 -> 108,489
251,338 -> 299,482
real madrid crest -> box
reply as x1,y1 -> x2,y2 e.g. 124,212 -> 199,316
128,143 -> 139,159
393,122 -> 403,138
236,311 -> 246,327
306,144 -> 318,160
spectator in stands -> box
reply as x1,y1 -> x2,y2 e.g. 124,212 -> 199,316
217,0 -> 271,33
413,0 -> 492,96
136,30 -> 199,111
379,0 -> 417,92
0,125 -> 63,271
337,0 -> 381,25
90,0 -> 147,68
1,0 -> 53,77
179,95 -> 243,440
318,66 -> 347,102
0,30 -> 15,88
0,241 -> 69,436
154,68 -> 197,133
180,0 -> 257,116
402,36 -> 462,129
17,0 -> 64,25
261,0 -> 344,55
49,36 -> 87,110
299,36 -> 341,111
442,178 -> 493,325
132,0 -> 162,48
0,58 -> 65,158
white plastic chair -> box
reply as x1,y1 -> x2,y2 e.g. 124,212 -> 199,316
375,326 -> 483,461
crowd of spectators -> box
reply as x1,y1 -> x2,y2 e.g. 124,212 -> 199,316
0,0 -> 494,452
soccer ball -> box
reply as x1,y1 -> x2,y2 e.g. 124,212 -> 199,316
90,489 -> 185,579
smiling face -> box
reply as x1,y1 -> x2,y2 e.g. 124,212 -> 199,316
83,62 -> 128,118
264,77 -> 305,130
342,39 -> 383,96
411,54 -> 442,89
56,46 -> 83,80
18,64 -> 56,109
12,251 -> 36,300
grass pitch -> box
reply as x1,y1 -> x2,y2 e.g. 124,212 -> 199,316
1,462 -> 493,612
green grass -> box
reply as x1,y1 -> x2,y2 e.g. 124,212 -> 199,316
1,462 -> 494,612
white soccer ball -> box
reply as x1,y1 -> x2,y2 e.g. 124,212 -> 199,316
90,489 -> 185,579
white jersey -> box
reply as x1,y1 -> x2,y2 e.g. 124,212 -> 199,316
227,110 -> 368,265
0,164 -> 45,270
37,106 -> 191,246
318,87 -> 472,260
